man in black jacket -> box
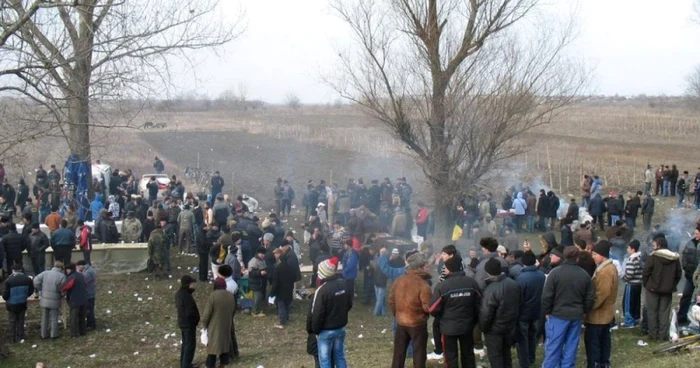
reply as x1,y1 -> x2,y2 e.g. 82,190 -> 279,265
307,257 -> 351,368
643,236 -> 681,341
536,190 -> 549,231
679,227 -> 700,324
541,246 -> 594,368
429,257 -> 481,368
1,223 -> 27,273
176,275 -> 200,368
61,264 -> 88,338
271,248 -> 296,329
480,258 -> 520,368
624,191 -> 642,230
3,264 -> 34,342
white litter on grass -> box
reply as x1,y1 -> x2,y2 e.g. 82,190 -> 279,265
164,334 -> 169,339
678,293 -> 684,297
108,291 -> 112,294
141,338 -> 146,342
357,334 -> 363,339
133,352 -> 139,356
146,322 -> 150,325
361,325 -> 364,328
126,272 -> 131,275
89,354 -> 96,358
637,340 -> 649,347
134,293 -> 138,297
155,344 -> 160,348
148,297 -> 153,300
144,277 -> 149,281
615,310 -> 620,314
20,339 -> 24,343
610,325 -> 619,331
256,366 -> 265,368
147,286 -> 150,289
169,275 -> 173,279
137,297 -> 143,302
381,329 -> 387,334
105,329 -> 111,332
173,343 -> 178,347
106,310 -> 111,314
169,285 -> 173,290
32,344 -> 37,348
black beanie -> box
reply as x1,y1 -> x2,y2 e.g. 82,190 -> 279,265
521,252 -> 537,266
485,258 -> 502,276
592,240 -> 611,259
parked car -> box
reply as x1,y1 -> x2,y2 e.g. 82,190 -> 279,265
139,174 -> 170,200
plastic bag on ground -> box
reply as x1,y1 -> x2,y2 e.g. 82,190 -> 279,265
200,329 -> 208,346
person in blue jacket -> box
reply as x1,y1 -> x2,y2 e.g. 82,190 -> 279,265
341,239 -> 359,296
89,194 -> 104,222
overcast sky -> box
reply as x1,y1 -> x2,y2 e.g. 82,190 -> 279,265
176,0 -> 700,104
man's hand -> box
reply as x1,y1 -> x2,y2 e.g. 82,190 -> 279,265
379,247 -> 387,256
261,270 -> 267,276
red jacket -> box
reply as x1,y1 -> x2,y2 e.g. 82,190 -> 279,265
79,226 -> 92,251
415,208 -> 428,224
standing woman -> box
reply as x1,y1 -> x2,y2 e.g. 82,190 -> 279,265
201,278 -> 236,368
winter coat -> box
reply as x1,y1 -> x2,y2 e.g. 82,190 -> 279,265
588,194 -> 604,216
178,209 -> 195,229
516,265 -> 545,321
585,260 -> 618,325
307,276 -> 352,334
16,183 -> 29,208
148,229 -> 167,265
625,197 -> 641,219
508,262 -> 524,280
3,272 -> 34,312
389,269 -> 432,327
643,248 -> 681,295
284,248 -> 302,282
63,211 -> 77,230
61,272 -> 88,308
51,228 -> 75,248
681,238 -> 700,278
429,271 -> 481,336
391,211 -> 407,237
33,267 -> 66,309
97,218 -> 119,244
512,193 -> 527,215
82,265 -> 97,299
1,231 -> 27,260
547,193 -> 560,218
541,261 -> 594,321
28,231 -> 50,257
577,251 -> 596,277
560,225 -> 574,247
480,273 -> 520,335
175,287 -> 200,329
590,178 -> 602,198
271,258 -> 296,303
580,178 -> 591,196
247,256 -> 268,292
474,252 -> 509,289
341,248 -> 359,281
642,196 -> 655,214
566,203 -> 579,221
142,219 -> 156,242
201,290 -> 236,356
536,194 -> 549,217
121,217 -> 143,243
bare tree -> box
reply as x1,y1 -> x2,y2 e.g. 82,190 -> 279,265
285,92 -> 302,110
238,81 -> 249,103
329,0 -> 587,239
0,0 -> 243,186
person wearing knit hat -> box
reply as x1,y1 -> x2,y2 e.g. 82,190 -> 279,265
307,256 -> 351,368
176,275 -> 199,368
514,251 -> 545,368
584,240 -> 618,368
389,248 -> 432,368
480,255 -> 520,368
202,275 -> 237,367
549,246 -> 565,270
247,247 -> 269,318
475,237 -> 508,289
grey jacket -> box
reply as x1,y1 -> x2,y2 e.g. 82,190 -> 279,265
33,267 -> 66,309
82,265 -> 97,298
178,209 -> 195,229
474,252 -> 509,289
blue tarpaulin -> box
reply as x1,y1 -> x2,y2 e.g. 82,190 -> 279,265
63,153 -> 91,221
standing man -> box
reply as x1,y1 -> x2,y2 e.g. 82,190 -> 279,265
153,156 -> 164,174
1,223 -> 27,274
677,171 -> 688,207
177,204 -> 195,254
341,239 -> 359,297
148,221 -> 168,280
415,202 -> 429,239
51,220 -> 76,266
641,194 -> 655,232
622,240 -> 643,328
678,227 -> 700,325
429,256 -> 481,368
307,257 -> 352,368
61,263 -> 88,338
584,241 -> 618,368
642,236 -> 681,341
247,247 -> 268,318
273,178 -> 283,217
176,275 -> 200,368
33,261 -> 66,339
121,211 -> 142,243
541,247 -> 595,368
3,264 -> 34,342
281,180 -> 295,218
146,176 -> 159,204
480,258 -> 521,368
581,175 -> 591,208
28,223 -> 49,275
77,260 -> 97,331
644,165 -> 653,195
389,253 -> 432,368
271,247 -> 296,329
515,252 -> 546,368
77,220 -> 93,266
210,171 -> 224,202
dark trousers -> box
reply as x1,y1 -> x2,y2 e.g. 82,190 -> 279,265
443,333 -> 475,368
345,278 -> 355,297
393,324 -> 428,368
432,318 -> 443,354
83,250 -> 91,266
643,212 -> 653,231
678,275 -> 695,323
655,180 -> 661,195
282,199 -> 291,216
592,215 -> 605,231
623,284 -> 642,325
277,299 -> 292,325
30,255 -> 45,275
484,333 -> 512,368
206,353 -> 230,368
584,323 -> 611,368
362,273 -> 373,304
54,247 -> 72,266
198,252 -> 209,281
645,290 -> 672,341
8,309 -> 26,342
671,180 -> 677,196
86,298 -> 96,330
231,323 -> 240,357
180,328 -> 196,368
69,306 -> 87,337
275,200 -> 282,216
5,256 -> 22,274
517,319 -> 538,368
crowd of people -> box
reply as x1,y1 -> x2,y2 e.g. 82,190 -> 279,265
4,158 -> 700,368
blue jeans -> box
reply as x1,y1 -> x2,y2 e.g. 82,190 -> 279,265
626,217 -> 636,230
277,299 -> 292,325
526,215 -> 535,232
678,275 -> 695,323
678,192 -> 686,207
663,180 -> 670,196
318,328 -> 347,368
610,215 -> 620,226
584,323 -> 611,368
374,286 -> 386,316
542,316 -> 581,368
644,182 -> 651,195
581,196 -> 590,208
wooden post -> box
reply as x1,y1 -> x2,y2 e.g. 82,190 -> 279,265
615,157 -> 621,187
558,162 -> 562,194
546,145 -> 553,189
537,151 -> 541,171
567,159 -> 571,191
231,172 -> 235,196
633,157 -> 637,185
